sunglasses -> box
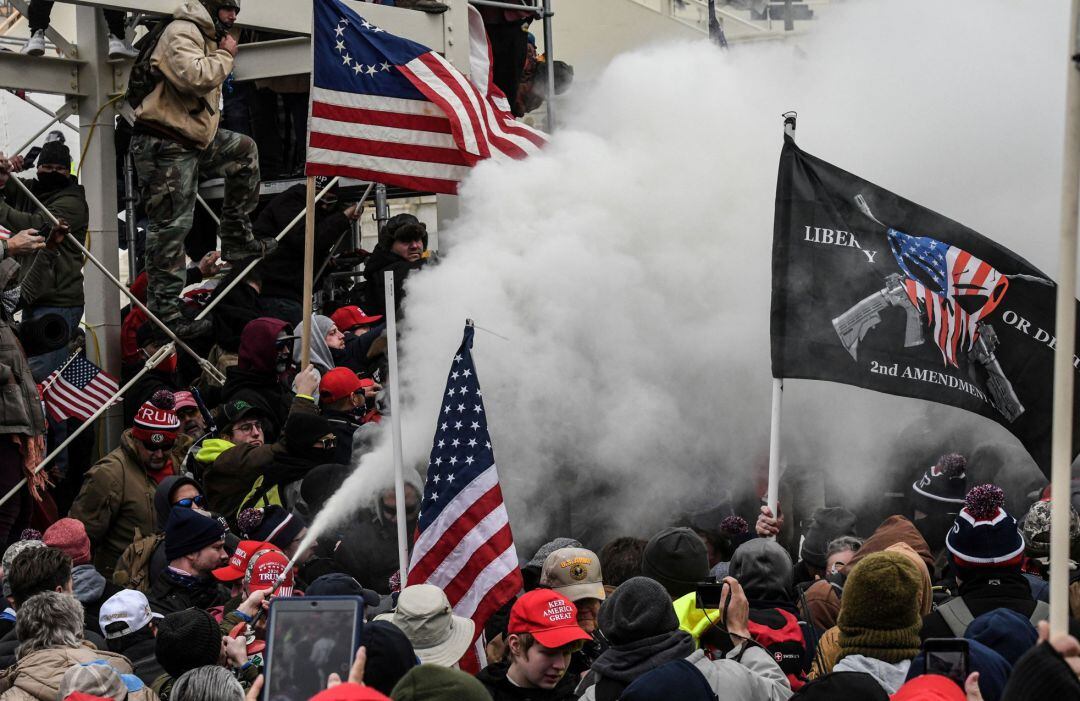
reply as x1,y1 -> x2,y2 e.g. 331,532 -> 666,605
139,439 -> 175,452
382,501 -> 420,519
175,495 -> 206,508
316,436 -> 336,449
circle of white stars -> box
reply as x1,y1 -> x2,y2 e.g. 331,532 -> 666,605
333,18 -> 392,78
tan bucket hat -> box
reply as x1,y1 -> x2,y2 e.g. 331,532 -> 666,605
540,547 -> 606,602
375,584 -> 475,667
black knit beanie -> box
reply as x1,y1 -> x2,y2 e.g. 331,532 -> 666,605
38,141 -> 71,169
598,576 -> 679,646
155,608 -> 223,677
1001,642 -> 1080,701
640,527 -> 708,599
163,506 -> 226,561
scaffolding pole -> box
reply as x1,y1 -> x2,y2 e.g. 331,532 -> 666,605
0,343 -> 175,511
8,174 -> 226,385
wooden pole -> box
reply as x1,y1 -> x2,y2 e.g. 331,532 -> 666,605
1049,0 -> 1080,637
300,176 -> 316,368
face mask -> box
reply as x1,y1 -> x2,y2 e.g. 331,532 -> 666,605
1,286 -> 19,316
36,171 -> 70,193
157,352 -> 178,374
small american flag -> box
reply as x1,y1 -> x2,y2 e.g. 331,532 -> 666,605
306,0 -> 547,195
407,323 -> 521,672
888,228 -> 1009,367
42,352 -> 120,422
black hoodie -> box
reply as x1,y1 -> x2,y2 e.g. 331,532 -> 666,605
220,317 -> 292,440
476,661 -> 579,701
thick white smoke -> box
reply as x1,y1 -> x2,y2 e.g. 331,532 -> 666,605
307,0 -> 1069,556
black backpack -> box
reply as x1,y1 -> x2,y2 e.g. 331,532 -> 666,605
120,18 -> 175,120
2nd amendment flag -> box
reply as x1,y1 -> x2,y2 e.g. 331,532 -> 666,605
770,136 -> 1080,474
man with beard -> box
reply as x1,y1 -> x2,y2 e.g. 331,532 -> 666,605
0,143 -> 88,380
219,317 -> 299,440
150,506 -> 230,614
131,0 -> 274,340
172,391 -> 206,440
70,392 -> 193,578
198,368 -> 319,529
362,215 -> 426,317
539,547 -> 606,679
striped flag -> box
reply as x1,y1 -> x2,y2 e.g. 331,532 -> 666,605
306,0 -> 547,195
407,323 -> 521,672
888,228 -> 1009,367
41,351 -> 120,422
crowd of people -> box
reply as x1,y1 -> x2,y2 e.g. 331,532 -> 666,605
0,0 -> 1079,700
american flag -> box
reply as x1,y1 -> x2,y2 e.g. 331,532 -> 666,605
407,323 -> 521,672
306,0 -> 547,195
888,228 -> 1009,367
41,351 -> 120,422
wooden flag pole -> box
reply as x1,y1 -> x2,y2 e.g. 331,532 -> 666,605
1049,0 -> 1080,638
384,269 -> 410,588
300,176 -> 316,368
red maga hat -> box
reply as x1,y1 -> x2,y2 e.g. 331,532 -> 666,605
508,589 -> 592,649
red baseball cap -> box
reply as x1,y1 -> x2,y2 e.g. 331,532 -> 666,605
212,540 -> 275,583
331,306 -> 383,331
508,589 -> 592,648
246,548 -> 294,597
320,367 -> 365,404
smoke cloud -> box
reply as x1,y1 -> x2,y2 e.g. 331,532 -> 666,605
307,0 -> 1068,556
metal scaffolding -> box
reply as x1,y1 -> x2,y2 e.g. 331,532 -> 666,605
0,0 -> 556,452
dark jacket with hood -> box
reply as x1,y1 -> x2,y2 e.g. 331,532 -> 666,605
728,538 -> 812,689
220,317 -> 292,440
362,245 -> 423,317
0,174 -> 88,309
256,183 -> 352,303
198,395 -> 319,527
920,568 -> 1039,640
106,626 -> 164,686
332,469 -> 422,594
149,568 -> 230,615
476,662 -> 579,701
235,412 -> 337,516
576,577 -> 790,701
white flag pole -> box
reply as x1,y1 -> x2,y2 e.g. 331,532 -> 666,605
767,113 -> 797,522
385,269 -> 409,588
1049,0 -> 1080,638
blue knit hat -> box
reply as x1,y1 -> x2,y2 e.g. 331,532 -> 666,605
164,507 -> 227,561
945,484 -> 1024,569
966,608 -> 1038,666
907,638 -> 1011,701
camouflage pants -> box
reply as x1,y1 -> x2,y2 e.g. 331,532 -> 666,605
131,129 -> 260,321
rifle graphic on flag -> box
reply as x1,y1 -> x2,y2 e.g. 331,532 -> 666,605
771,135 -> 1080,474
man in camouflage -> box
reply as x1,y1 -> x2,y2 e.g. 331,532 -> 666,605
131,0 -> 275,339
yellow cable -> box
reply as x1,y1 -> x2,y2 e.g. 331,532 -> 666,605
76,95 -> 122,179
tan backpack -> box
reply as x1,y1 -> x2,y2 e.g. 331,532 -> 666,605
112,527 -> 163,593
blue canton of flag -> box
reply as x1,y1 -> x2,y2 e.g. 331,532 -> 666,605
888,229 -> 950,294
407,323 -> 521,673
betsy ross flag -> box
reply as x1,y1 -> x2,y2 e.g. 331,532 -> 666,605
42,351 -> 120,422
771,136 -> 1080,473
407,323 -> 521,672
306,0 -> 547,194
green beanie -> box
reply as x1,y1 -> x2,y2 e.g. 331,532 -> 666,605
837,551 -> 922,664
390,665 -> 489,701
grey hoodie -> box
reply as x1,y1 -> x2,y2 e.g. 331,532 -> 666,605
832,655 -> 911,695
728,538 -> 795,604
293,315 -> 336,375
71,564 -> 107,603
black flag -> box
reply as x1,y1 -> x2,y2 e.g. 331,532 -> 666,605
771,136 -> 1080,474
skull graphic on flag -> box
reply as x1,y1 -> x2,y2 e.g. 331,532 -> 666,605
887,228 -> 1009,368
